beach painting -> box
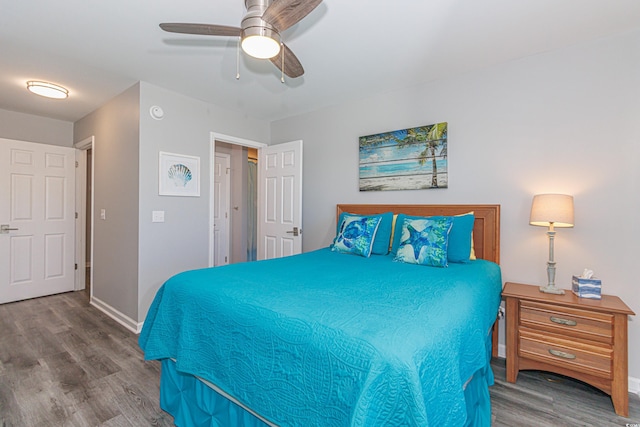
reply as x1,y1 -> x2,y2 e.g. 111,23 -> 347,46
359,122 -> 448,191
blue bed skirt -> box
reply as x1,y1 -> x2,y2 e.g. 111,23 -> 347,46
158,331 -> 495,427
160,358 -> 272,427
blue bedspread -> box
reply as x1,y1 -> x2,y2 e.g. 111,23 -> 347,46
139,248 -> 502,426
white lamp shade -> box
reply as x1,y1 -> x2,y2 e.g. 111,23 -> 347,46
529,194 -> 574,228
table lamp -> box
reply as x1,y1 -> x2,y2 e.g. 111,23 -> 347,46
529,194 -> 574,294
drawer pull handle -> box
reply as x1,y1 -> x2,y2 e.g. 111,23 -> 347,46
549,349 -> 576,360
550,316 -> 577,327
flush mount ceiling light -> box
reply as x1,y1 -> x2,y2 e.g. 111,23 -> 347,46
26,81 -> 69,99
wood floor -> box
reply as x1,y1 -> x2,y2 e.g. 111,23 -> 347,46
0,290 -> 172,426
1,290 -> 639,426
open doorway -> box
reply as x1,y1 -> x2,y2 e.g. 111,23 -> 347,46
247,147 -> 257,261
74,136 -> 93,299
85,148 -> 92,296
209,133 -> 266,267
213,141 -> 258,265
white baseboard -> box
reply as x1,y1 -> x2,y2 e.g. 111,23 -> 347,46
494,344 -> 640,395
90,296 -> 143,334
629,376 -> 640,396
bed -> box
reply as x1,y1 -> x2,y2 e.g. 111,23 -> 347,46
139,204 -> 502,426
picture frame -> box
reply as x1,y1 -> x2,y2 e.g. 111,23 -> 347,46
359,122 -> 448,191
159,151 -> 200,197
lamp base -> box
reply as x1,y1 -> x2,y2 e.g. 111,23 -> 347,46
539,285 -> 565,295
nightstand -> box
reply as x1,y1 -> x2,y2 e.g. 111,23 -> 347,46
502,282 -> 635,417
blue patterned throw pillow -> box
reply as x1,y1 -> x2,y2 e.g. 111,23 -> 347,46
394,217 -> 453,267
332,215 -> 382,257
336,211 -> 393,255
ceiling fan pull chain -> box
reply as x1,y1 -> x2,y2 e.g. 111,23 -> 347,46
281,43 -> 285,83
236,37 -> 241,80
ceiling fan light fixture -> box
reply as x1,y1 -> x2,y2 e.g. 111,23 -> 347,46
26,81 -> 69,99
159,0 -> 323,78
241,26 -> 281,59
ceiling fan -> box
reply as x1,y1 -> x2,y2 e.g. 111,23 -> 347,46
160,0 -> 322,79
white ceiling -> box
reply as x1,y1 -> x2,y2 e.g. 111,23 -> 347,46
2,0 -> 640,123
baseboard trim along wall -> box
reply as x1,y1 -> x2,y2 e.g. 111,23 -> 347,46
497,343 -> 506,359
495,344 -> 639,395
629,376 -> 640,396
90,296 -> 143,334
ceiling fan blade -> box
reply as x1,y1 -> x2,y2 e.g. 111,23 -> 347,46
261,0 -> 323,32
270,43 -> 304,78
159,23 -> 241,37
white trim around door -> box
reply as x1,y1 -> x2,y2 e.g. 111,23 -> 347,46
74,136 -> 94,294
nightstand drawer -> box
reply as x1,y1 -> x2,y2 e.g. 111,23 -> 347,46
519,328 -> 612,379
520,301 -> 613,344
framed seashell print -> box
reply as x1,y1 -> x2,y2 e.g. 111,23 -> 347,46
159,151 -> 200,197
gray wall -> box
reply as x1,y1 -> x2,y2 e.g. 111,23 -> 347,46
271,29 -> 640,379
74,84 -> 141,321
137,82 -> 270,323
73,82 -> 270,324
0,108 -> 73,146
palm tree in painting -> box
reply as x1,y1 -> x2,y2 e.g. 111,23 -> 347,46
400,123 -> 447,187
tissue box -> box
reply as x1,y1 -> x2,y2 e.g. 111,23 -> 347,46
571,275 -> 602,299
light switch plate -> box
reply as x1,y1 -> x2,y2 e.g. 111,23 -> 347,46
152,210 -> 165,223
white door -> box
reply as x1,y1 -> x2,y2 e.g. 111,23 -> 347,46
0,138 -> 76,304
213,153 -> 230,266
258,140 -> 303,260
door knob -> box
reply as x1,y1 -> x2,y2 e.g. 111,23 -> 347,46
286,227 -> 301,236
1,224 -> 19,234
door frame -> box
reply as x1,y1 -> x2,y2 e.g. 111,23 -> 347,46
209,132 -> 266,267
74,136 -> 94,293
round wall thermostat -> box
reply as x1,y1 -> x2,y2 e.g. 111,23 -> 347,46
150,106 -> 164,120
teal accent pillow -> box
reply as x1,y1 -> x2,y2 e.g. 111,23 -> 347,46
391,213 -> 475,263
331,215 -> 382,257
446,213 -> 475,263
394,217 -> 453,267
336,212 -> 393,255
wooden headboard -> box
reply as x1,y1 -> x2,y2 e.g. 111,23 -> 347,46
337,204 -> 500,264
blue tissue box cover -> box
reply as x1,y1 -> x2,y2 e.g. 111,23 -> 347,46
571,275 -> 602,299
